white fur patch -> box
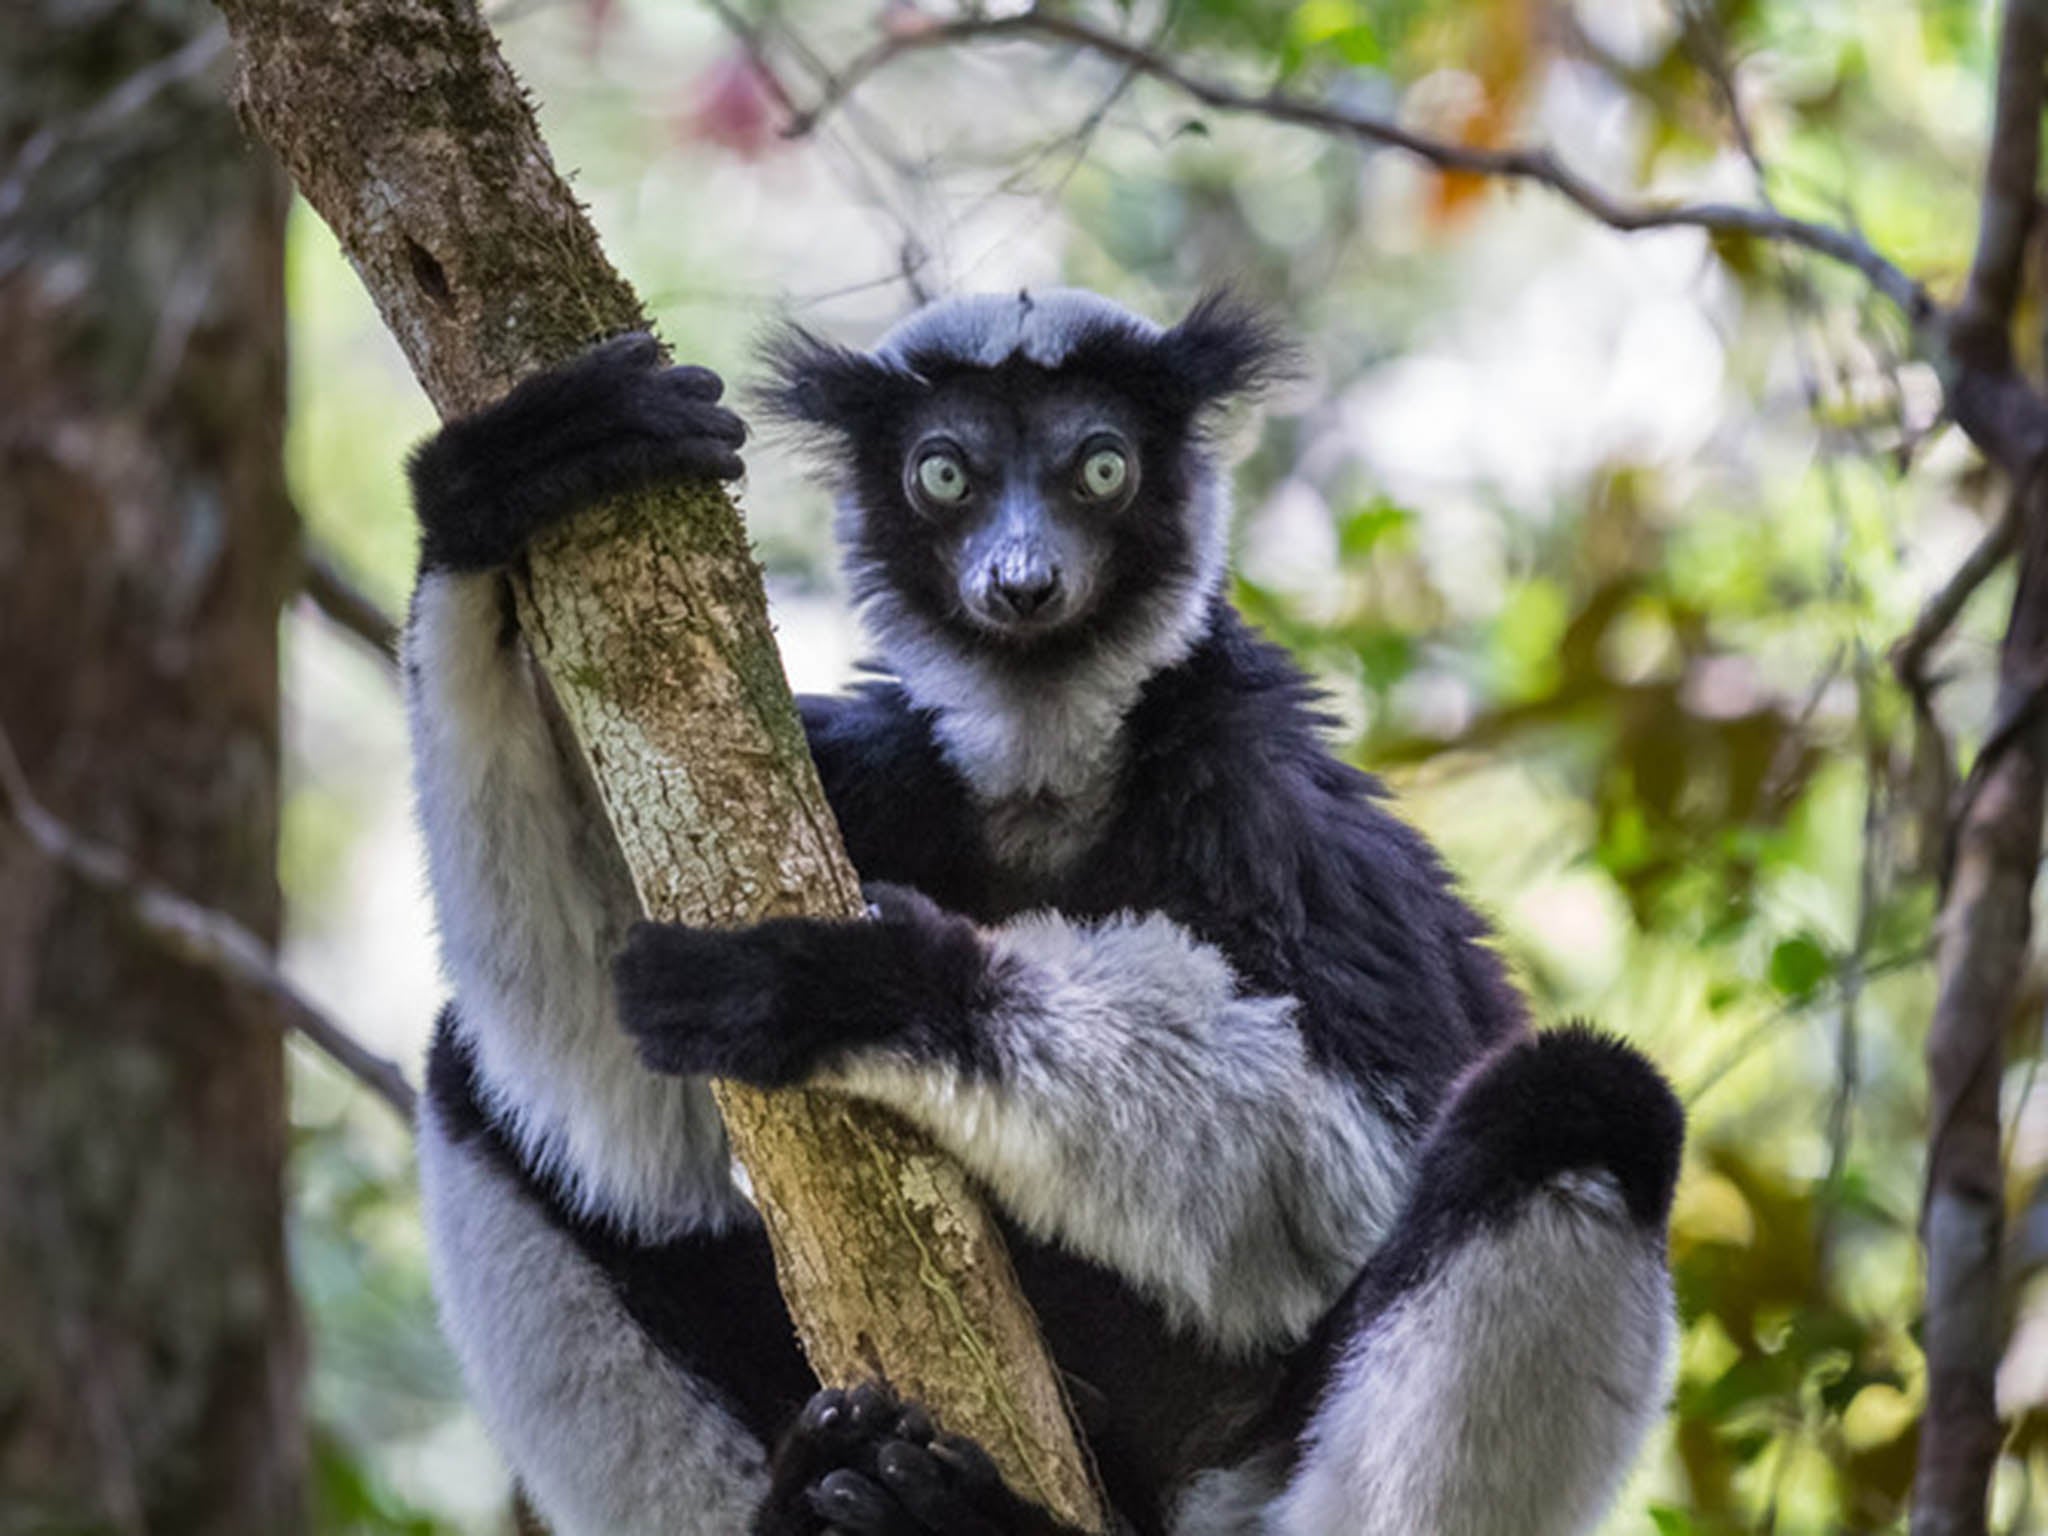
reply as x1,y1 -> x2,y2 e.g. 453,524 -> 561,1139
417,1105 -> 768,1535
832,909 -> 1412,1351
872,288 -> 1164,373
1269,1174 -> 1675,1536
405,572 -> 741,1239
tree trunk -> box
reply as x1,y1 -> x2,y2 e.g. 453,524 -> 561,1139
212,1 -> 1104,1526
1912,483 -> 2048,1536
0,4 -> 303,1531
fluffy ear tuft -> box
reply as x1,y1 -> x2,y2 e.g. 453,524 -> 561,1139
754,324 -> 921,441
1156,289 -> 1300,413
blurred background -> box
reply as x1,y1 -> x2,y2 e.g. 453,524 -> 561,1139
6,1 -> 2045,1532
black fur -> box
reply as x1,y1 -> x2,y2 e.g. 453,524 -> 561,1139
407,333 -> 745,572
1259,1025 -> 1686,1452
615,883 -> 999,1086
756,1382 -> 1087,1536
789,603 -> 1527,1123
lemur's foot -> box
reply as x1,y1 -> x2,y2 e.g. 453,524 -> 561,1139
756,1382 -> 1081,1536
407,330 -> 747,572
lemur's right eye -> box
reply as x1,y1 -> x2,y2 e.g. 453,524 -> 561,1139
916,452 -> 970,505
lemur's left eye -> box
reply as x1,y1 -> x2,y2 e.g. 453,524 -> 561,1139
1079,447 -> 1129,500
917,452 -> 970,505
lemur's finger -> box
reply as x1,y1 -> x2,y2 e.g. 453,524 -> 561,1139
581,330 -> 663,372
807,1470 -> 908,1534
661,363 -> 725,400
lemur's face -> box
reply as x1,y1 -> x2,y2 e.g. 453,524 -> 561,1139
760,289 -> 1289,671
860,367 -> 1201,659
896,377 -> 1139,645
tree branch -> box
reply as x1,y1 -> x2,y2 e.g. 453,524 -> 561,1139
785,7 -> 1931,321
301,545 -> 402,665
1893,500 -> 2023,695
1954,0 -> 2048,366
1913,6 -> 2048,1530
0,717 -> 417,1121
214,0 -> 1103,1523
767,3 -> 2048,480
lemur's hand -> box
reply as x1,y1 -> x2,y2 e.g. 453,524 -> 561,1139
753,1382 -> 1084,1536
407,331 -> 747,572
614,883 -> 986,1087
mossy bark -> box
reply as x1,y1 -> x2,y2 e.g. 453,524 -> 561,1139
213,0 -> 1103,1525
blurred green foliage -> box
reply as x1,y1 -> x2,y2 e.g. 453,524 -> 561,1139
277,2 -> 2048,1531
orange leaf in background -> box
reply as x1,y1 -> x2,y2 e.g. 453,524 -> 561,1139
1414,0 -> 1538,228
1429,86 -> 1511,224
686,49 -> 782,160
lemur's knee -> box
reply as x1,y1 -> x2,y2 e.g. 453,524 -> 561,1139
1267,1026 -> 1683,1536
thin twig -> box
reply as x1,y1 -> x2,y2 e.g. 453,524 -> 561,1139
1893,499 -> 2022,692
1680,0 -> 1772,203
302,547 -> 402,666
0,717 -> 417,1121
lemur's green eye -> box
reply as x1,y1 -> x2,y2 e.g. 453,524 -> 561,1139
1080,447 -> 1129,500
917,453 -> 969,505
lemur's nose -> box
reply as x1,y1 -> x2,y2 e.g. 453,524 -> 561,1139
990,567 -> 1062,619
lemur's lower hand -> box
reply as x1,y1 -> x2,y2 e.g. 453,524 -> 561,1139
407,331 -> 747,572
613,883 -> 987,1087
753,1382 -> 1084,1536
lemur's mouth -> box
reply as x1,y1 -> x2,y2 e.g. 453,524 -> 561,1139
961,596 -> 1085,648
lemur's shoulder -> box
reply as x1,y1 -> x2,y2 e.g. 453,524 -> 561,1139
1107,605 -> 1526,1102
797,682 -> 984,902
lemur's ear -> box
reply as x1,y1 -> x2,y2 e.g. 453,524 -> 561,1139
1155,289 -> 1298,414
756,324 -> 920,440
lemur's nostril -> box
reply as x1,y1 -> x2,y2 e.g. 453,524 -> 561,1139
991,569 -> 1061,619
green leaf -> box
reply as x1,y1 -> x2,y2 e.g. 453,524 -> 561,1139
1767,933 -> 1832,1000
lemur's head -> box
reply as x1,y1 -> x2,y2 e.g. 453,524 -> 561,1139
762,289 -> 1289,691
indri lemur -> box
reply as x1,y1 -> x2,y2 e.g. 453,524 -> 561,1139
404,289 -> 1685,1536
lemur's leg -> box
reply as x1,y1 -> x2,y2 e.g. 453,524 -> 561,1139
1176,1028 -> 1684,1536
419,1029 -> 779,1535
615,885 -> 1418,1349
406,339 -> 796,1535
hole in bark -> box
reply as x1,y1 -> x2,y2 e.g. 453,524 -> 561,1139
405,237 -> 454,308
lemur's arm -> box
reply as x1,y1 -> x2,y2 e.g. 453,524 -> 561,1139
615,884 -> 1415,1349
406,333 -> 750,1235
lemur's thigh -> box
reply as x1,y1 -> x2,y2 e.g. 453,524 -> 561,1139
418,1106 -> 780,1536
1175,1029 -> 1683,1536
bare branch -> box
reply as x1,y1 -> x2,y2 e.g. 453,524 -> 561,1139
1913,491 -> 2048,1536
0,717 -> 417,1122
1893,500 -> 2023,694
301,546 -> 402,666
786,8 -> 1931,320
1955,0 -> 2048,365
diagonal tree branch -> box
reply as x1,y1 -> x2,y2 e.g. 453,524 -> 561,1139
213,0 -> 1103,1524
0,717 -> 418,1121
301,544 -> 402,666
